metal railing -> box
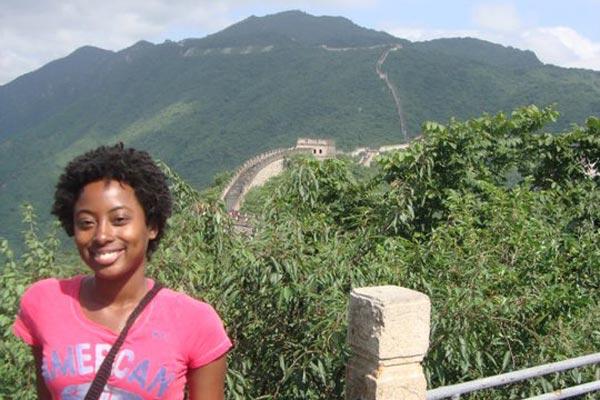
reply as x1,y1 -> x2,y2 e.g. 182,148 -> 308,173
427,353 -> 600,399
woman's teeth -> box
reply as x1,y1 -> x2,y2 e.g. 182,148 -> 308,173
93,250 -> 123,264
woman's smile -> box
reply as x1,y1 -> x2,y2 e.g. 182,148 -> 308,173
90,247 -> 125,266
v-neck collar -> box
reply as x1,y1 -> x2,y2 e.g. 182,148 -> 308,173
69,275 -> 156,338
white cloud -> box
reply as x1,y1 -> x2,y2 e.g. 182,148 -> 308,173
522,26 -> 600,70
235,0 -> 376,7
0,0 -> 236,85
471,3 -> 521,32
469,3 -> 600,70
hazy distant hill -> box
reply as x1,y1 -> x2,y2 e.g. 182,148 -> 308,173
1,10 -> 600,246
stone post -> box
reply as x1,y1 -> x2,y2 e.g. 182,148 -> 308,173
346,286 -> 431,400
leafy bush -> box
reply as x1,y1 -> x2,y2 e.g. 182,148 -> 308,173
0,205 -> 69,398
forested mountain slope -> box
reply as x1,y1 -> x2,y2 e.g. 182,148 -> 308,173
1,10 -> 599,246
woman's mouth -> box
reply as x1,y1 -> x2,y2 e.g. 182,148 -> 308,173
91,249 -> 124,265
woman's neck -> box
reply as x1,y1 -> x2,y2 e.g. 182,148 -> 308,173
83,269 -> 148,310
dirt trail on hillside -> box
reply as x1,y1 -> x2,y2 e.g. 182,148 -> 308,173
376,45 -> 408,141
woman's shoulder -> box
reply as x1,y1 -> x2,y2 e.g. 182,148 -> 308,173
21,275 -> 82,300
152,286 -> 232,365
156,286 -> 218,315
17,276 -> 82,322
152,285 -> 227,332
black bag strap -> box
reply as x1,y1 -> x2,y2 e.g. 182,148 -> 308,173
84,282 -> 163,400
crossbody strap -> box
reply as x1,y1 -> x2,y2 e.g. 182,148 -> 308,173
84,282 -> 163,400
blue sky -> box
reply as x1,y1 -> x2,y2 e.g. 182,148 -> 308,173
1,0 -> 599,85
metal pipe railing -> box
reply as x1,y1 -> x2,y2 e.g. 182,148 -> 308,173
524,380 -> 600,400
426,352 -> 600,400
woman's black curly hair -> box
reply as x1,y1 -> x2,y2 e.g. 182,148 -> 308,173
52,143 -> 172,257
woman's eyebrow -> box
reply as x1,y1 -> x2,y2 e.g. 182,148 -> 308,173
109,206 -> 131,212
74,205 -> 133,215
74,209 -> 94,216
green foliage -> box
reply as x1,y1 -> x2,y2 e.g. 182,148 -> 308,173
0,205 -> 66,398
153,106 -> 598,398
418,183 -> 599,394
1,106 -> 598,399
524,116 -> 600,187
376,105 -> 560,235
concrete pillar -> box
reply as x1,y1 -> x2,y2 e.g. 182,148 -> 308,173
346,286 -> 431,400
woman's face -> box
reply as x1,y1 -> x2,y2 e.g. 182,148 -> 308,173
73,179 -> 157,280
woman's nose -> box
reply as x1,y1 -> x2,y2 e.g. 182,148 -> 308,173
93,220 -> 113,243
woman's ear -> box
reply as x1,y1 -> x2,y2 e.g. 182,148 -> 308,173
148,224 -> 158,240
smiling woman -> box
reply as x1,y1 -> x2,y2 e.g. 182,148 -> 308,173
73,180 -> 157,284
11,144 -> 232,400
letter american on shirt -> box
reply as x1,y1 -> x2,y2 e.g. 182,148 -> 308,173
44,343 -> 173,398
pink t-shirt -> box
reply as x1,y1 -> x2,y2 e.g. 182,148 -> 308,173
13,276 -> 232,399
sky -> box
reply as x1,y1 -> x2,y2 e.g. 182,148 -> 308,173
1,0 -> 599,85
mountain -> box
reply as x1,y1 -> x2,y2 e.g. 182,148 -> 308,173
1,10 -> 600,248
0,46 -> 114,140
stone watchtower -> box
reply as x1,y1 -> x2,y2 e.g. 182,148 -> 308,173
295,138 -> 336,159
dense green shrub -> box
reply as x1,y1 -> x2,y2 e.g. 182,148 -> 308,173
0,205 -> 74,398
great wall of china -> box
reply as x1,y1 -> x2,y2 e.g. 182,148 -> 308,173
220,138 -> 412,211
220,147 -> 312,210
375,44 -> 408,141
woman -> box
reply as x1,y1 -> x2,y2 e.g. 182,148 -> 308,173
13,144 -> 232,399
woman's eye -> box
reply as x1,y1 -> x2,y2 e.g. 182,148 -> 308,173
113,216 -> 129,225
76,220 -> 94,229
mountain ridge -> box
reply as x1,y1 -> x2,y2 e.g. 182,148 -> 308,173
193,9 -> 402,48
